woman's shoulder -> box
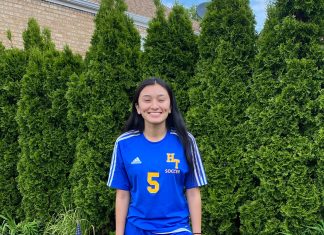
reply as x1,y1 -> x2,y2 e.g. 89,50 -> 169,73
186,131 -> 196,140
115,130 -> 141,143
170,129 -> 196,140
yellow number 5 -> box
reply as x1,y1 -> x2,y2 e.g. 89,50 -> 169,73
147,172 -> 160,193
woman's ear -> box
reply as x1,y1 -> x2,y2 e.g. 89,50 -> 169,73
135,104 -> 141,115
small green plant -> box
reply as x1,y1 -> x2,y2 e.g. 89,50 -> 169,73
307,220 -> 324,235
0,214 -> 40,235
6,29 -> 13,47
17,220 -> 39,235
278,220 -> 324,235
1,214 -> 13,235
43,208 -> 93,235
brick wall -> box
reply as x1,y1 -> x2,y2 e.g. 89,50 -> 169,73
0,0 -> 196,56
0,0 -> 96,56
0,0 -> 155,56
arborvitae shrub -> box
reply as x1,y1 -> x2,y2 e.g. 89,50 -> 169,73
0,42 -> 4,52
239,0 -> 324,233
142,1 -> 198,113
0,46 -> 27,219
23,18 -> 54,52
67,0 -> 141,232
16,20 -> 83,222
1,18 -> 51,220
141,0 -> 169,78
186,0 -> 256,233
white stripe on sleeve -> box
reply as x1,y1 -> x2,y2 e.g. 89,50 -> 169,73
107,131 -> 140,187
188,132 -> 207,186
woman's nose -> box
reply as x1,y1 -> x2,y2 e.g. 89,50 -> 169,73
151,100 -> 159,109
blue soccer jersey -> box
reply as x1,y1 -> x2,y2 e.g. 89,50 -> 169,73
107,130 -> 207,233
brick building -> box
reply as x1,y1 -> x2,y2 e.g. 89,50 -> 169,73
0,0 -> 157,55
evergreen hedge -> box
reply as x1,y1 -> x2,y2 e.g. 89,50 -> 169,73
141,0 -> 198,113
186,0 -> 257,233
0,45 -> 27,219
240,0 -> 324,233
16,19 -> 83,222
141,0 -> 169,78
0,0 -> 322,234
67,0 -> 141,232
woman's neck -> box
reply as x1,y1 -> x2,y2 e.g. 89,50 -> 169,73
143,124 -> 167,142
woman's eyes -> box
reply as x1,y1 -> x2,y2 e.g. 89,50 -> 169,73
143,98 -> 165,102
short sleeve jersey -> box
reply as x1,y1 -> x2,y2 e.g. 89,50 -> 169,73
107,130 -> 207,233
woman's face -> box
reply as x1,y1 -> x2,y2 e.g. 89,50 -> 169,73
136,84 -> 171,128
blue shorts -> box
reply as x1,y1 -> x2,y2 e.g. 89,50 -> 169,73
125,221 -> 193,235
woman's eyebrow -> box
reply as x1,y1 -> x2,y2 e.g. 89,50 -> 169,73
142,94 -> 166,98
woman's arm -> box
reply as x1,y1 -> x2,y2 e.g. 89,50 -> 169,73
186,187 -> 202,234
115,189 -> 130,235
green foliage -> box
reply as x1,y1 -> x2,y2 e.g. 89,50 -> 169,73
0,42 -> 5,52
22,18 -> 54,51
0,47 -> 27,218
6,30 -> 13,47
186,0 -> 257,233
142,1 -> 198,112
0,214 -> 40,235
0,1 -> 322,234
187,5 -> 200,21
67,0 -> 141,232
279,220 -> 324,235
141,0 -> 169,76
43,208 -> 93,235
198,0 -> 256,61
240,0 -> 324,234
307,220 -> 324,234
6,30 -> 12,42
16,25 -> 83,223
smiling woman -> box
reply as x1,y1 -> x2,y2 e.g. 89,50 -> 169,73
107,77 -> 207,235
135,83 -> 171,136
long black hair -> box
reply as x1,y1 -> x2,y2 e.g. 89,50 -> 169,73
124,77 -> 194,169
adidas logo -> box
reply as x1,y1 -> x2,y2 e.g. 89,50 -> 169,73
131,157 -> 142,165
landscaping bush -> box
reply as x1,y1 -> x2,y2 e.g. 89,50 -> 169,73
16,19 -> 83,223
0,46 -> 27,219
186,0 -> 257,233
67,0 -> 141,232
239,0 -> 324,233
141,0 -> 198,113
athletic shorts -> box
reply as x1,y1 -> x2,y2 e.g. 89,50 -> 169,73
125,221 -> 193,235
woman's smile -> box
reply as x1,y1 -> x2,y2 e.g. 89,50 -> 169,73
136,84 -> 171,126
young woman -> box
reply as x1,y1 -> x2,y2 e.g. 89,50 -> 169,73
107,78 -> 207,235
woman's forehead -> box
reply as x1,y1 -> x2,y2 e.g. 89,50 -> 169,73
139,84 -> 169,96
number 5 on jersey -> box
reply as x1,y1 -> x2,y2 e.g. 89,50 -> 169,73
147,172 -> 160,193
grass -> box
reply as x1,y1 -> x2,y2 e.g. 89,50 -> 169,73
0,208 -> 94,235
43,208 -> 94,235
278,220 -> 324,235
0,214 -> 39,235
